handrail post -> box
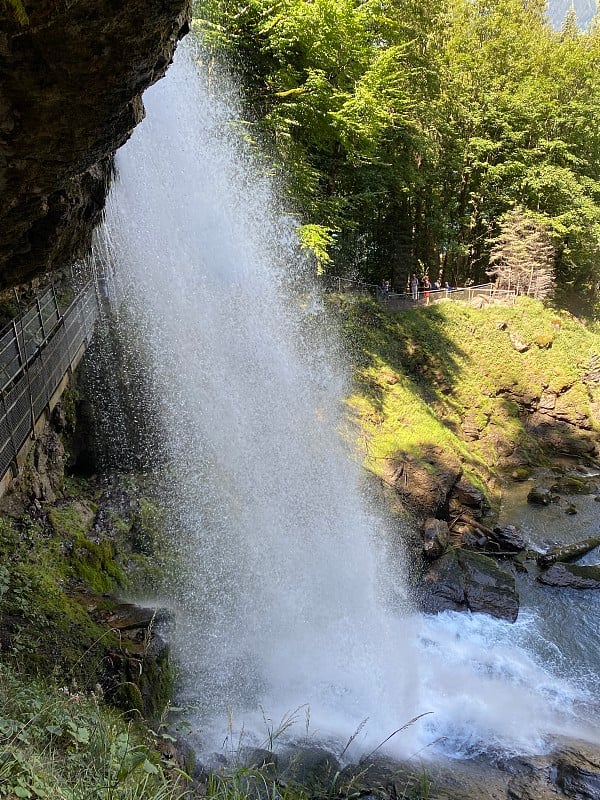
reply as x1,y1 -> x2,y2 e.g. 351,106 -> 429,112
36,297 -> 46,342
51,285 -> 61,322
12,320 -> 24,372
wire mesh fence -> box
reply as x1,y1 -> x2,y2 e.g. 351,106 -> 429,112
0,282 -> 99,481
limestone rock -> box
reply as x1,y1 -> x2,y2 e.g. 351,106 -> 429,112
453,479 -> 485,508
419,549 -> 465,612
278,746 -> 340,789
538,391 -> 556,411
101,602 -> 170,632
457,549 -> 519,620
384,447 -> 462,519
30,425 -> 65,502
0,0 -> 191,288
321,737 -> 600,800
553,739 -> 600,799
525,412 -> 596,455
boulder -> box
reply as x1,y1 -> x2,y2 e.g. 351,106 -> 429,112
278,746 -> 340,789
527,485 -> 554,505
420,550 -> 466,613
551,475 -> 598,495
384,448 -> 462,519
421,518 -> 449,560
538,563 -> 600,589
419,549 -> 519,622
453,480 -> 485,508
457,550 -> 519,621
489,525 -> 526,552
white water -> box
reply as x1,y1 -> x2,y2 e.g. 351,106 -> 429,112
99,42 -> 600,761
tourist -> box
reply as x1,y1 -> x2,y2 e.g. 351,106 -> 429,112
410,273 -> 419,301
423,275 -> 431,306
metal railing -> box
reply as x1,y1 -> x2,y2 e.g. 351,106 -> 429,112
322,276 -> 516,307
0,282 -> 99,482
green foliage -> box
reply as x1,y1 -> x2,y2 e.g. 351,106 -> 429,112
0,664 -> 192,799
2,0 -> 28,25
296,224 -> 335,271
193,0 -> 600,314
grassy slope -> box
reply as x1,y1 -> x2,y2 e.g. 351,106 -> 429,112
339,295 -> 600,507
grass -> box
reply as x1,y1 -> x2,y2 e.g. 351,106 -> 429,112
0,664 -> 194,799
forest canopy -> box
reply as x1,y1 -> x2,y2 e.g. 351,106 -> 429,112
193,0 -> 600,316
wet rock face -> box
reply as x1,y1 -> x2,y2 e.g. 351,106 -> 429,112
419,548 -> 519,621
538,562 -> 600,589
0,0 -> 191,289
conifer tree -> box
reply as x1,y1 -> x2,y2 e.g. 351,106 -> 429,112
487,207 -> 555,299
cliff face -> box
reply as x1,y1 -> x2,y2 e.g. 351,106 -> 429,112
0,0 -> 191,290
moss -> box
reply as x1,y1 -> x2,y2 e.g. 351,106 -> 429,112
70,536 -> 125,593
534,331 -> 554,349
48,502 -> 125,593
0,516 -> 121,682
48,503 -> 93,539
60,384 -> 80,431
341,296 -> 600,512
0,475 -> 177,731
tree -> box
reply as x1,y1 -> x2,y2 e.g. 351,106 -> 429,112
487,207 -> 555,299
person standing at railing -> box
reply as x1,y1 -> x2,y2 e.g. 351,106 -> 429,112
422,274 -> 431,306
410,274 -> 419,301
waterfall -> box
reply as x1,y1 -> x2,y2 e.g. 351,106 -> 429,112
98,40 -> 600,760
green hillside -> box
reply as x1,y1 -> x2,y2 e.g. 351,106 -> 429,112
340,295 -> 600,513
